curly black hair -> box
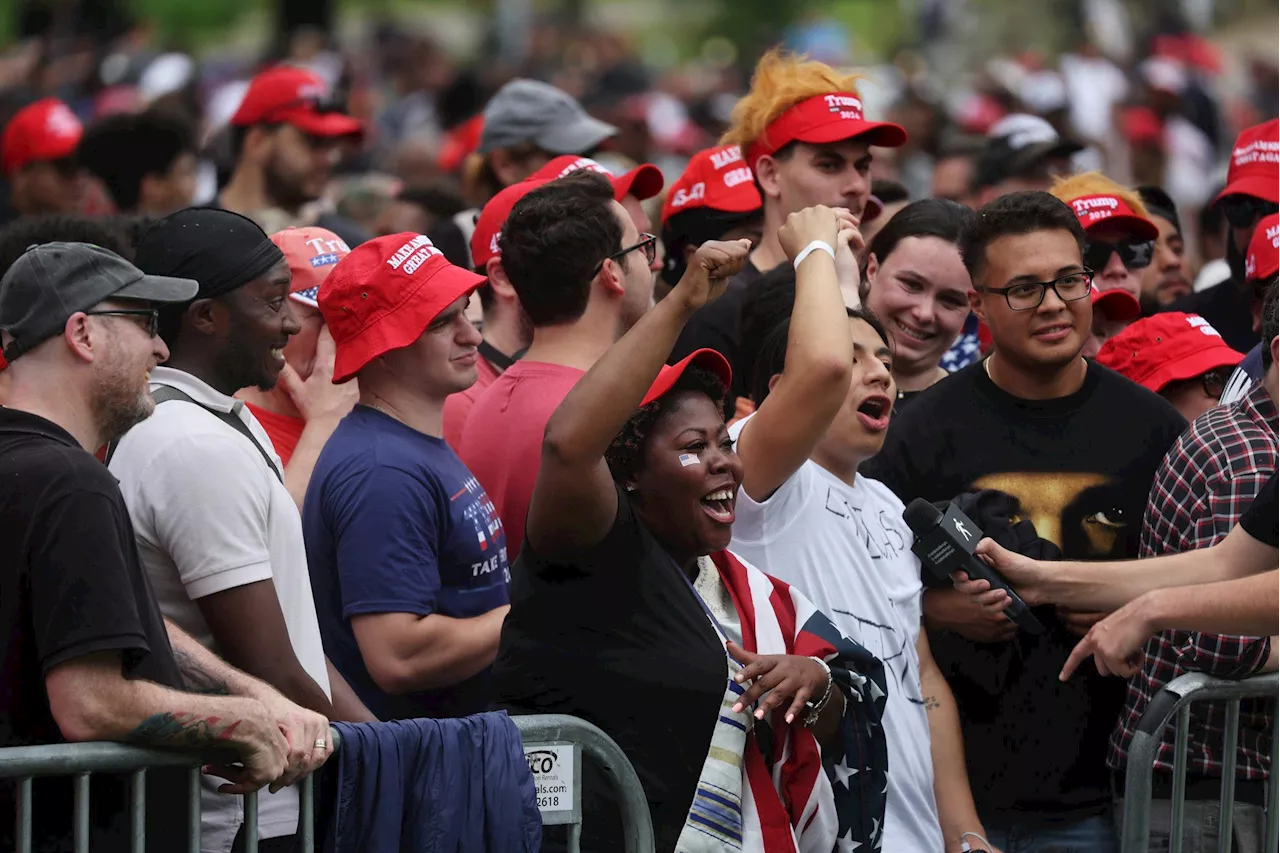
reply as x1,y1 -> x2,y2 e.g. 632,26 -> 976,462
605,365 -> 727,486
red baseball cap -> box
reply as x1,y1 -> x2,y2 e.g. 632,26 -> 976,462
231,66 -> 364,139
1245,212 -> 1280,282
531,155 -> 664,202
1067,193 -> 1159,241
641,348 -> 732,406
1096,312 -> 1244,393
1092,284 -> 1142,323
270,226 -> 351,308
319,233 -> 486,383
744,92 -> 907,173
660,145 -> 762,224
470,178 -> 550,269
1213,119 -> 1279,206
1,98 -> 83,175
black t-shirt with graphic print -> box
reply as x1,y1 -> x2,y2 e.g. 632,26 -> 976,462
861,359 -> 1188,815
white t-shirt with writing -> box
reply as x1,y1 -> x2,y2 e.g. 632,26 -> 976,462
728,417 -> 943,853
111,367 -> 330,853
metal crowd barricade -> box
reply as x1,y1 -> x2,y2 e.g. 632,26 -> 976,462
1120,671 -> 1279,853
0,713 -> 654,853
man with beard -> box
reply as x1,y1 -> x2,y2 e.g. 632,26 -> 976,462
0,243 -> 318,853
1136,186 -> 1193,313
861,191 -> 1187,852
114,208 -> 373,853
671,49 -> 906,408
459,171 -> 662,559
1165,119 -> 1279,352
219,66 -> 369,248
2,98 -> 86,219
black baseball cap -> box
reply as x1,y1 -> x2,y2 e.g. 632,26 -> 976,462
0,241 -> 197,367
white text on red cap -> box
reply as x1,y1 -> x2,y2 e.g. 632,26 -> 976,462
306,235 -> 350,255
45,104 -> 80,140
823,94 -> 865,120
1072,195 -> 1121,226
387,234 -> 443,275
1233,139 -> 1279,167
1185,315 -> 1223,338
555,157 -> 612,180
709,147 -> 744,170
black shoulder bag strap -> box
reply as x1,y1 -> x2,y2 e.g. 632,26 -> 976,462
105,386 -> 284,484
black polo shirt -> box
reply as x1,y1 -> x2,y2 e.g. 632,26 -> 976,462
0,407 -> 187,853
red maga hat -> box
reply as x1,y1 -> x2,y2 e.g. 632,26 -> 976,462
1214,119 -> 1278,206
1,98 -> 83,175
1096,312 -> 1244,394
642,348 -> 732,406
232,66 -> 364,139
1245,212 -> 1279,282
530,155 -> 664,202
470,178 -> 550,269
661,144 -> 761,224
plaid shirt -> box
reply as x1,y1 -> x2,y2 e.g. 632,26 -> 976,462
1109,381 -> 1277,779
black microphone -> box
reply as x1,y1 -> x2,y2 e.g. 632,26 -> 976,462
902,498 -> 1044,635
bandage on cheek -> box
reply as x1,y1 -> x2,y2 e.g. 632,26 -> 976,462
678,453 -> 700,467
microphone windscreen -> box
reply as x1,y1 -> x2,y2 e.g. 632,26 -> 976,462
902,497 -> 942,534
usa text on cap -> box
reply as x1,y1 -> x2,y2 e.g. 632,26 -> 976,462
744,93 -> 907,173
661,145 -> 761,224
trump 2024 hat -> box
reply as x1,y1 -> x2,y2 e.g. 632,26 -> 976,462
319,233 -> 486,383
1067,193 -> 1159,241
744,92 -> 907,174
270,226 -> 351,308
0,242 -> 197,368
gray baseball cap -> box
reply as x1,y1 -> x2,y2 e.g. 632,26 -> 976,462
0,241 -> 198,365
478,79 -> 618,156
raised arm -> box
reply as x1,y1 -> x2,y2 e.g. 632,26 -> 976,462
736,207 -> 859,501
527,239 -> 751,556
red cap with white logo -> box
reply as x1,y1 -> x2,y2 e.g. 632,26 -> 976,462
1067,193 -> 1159,241
1,98 -> 83,175
1097,312 -> 1245,394
529,155 -> 664,202
1213,119 -> 1279,206
269,226 -> 351,308
744,92 -> 907,174
661,145 -> 762,224
1245,212 -> 1279,282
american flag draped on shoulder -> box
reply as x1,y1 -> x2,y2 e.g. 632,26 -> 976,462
674,549 -> 888,853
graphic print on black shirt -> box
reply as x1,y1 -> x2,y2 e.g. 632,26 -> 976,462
860,359 -> 1188,815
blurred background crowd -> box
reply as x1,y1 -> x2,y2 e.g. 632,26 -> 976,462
1,0 -> 1276,283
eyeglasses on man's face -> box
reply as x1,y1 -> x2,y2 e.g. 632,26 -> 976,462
592,233 -> 658,279
976,270 -> 1095,311
85,308 -> 161,338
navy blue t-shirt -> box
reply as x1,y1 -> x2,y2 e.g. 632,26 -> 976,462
303,405 -> 510,719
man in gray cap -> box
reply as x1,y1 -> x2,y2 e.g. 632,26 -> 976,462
440,79 -> 619,269
0,243 -> 318,853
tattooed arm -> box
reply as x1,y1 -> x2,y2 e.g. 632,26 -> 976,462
164,620 -> 335,783
44,650 -> 290,794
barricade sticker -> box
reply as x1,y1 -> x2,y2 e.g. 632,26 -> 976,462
524,743 -> 575,816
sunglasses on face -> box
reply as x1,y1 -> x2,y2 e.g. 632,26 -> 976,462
1220,196 -> 1278,230
1198,367 -> 1233,399
85,308 -> 161,338
1083,238 -> 1154,271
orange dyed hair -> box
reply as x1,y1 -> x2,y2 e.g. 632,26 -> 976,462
720,49 -> 863,149
1049,172 -> 1151,219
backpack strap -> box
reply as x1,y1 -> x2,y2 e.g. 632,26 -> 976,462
104,385 -> 284,484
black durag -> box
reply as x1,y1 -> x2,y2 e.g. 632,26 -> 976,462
133,207 -> 285,300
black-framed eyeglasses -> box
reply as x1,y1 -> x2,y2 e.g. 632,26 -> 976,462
1220,195 -> 1278,230
976,270 -> 1094,311
1084,238 -> 1154,271
85,308 -> 160,338
592,233 -> 658,278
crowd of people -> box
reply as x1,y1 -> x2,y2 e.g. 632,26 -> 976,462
0,20 -> 1277,853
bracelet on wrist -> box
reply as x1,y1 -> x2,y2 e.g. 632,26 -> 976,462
792,240 -> 836,270
802,656 -> 834,727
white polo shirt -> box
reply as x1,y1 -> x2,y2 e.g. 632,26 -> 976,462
110,366 -> 330,853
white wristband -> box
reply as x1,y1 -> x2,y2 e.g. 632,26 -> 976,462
792,240 -> 836,270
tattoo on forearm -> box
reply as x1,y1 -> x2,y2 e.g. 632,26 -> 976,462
924,695 -> 941,711
125,711 -> 242,747
174,649 -> 230,695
